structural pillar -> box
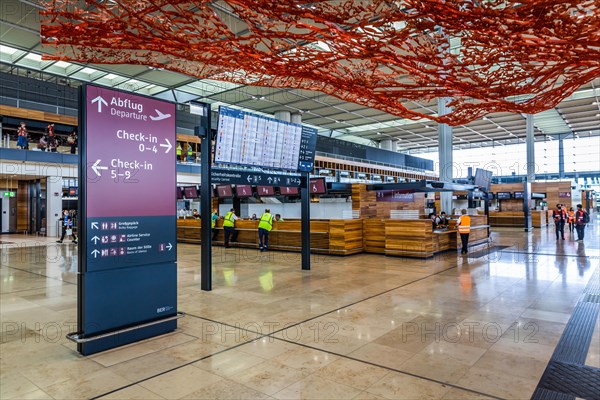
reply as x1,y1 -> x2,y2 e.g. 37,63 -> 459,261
558,134 -> 565,179
437,98 -> 453,214
291,113 -> 302,125
274,111 -> 291,122
46,176 -> 63,237
380,139 -> 393,151
526,114 -> 535,183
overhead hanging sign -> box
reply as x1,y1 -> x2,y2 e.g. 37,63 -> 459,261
214,106 -> 317,172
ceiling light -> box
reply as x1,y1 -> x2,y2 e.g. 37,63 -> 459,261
334,120 -> 340,123
482,116 -> 488,120
377,132 -> 382,135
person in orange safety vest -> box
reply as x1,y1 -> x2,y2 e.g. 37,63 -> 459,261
457,209 -> 471,255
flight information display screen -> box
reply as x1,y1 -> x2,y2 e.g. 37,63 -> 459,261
215,106 -> 317,172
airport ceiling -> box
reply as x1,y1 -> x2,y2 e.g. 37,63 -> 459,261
1,0 -> 599,154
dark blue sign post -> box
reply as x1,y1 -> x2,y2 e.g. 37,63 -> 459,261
71,84 -> 180,355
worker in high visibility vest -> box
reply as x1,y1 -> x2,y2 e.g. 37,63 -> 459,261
457,209 -> 471,254
187,143 -> 193,162
258,208 -> 274,252
211,209 -> 219,241
176,143 -> 182,161
222,208 -> 238,248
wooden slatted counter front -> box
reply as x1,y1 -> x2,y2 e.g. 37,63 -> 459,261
177,219 -> 363,255
178,216 -> 489,258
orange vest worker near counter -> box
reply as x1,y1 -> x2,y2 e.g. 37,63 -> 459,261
457,209 -> 471,255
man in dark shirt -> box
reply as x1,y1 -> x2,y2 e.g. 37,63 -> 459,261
552,203 -> 567,240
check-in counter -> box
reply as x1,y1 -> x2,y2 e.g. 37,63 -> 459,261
487,210 -> 546,228
177,218 -> 363,255
178,216 -> 488,258
362,216 -> 489,258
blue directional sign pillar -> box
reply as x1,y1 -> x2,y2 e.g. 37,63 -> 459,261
75,84 -> 179,355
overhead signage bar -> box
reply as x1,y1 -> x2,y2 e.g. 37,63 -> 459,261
211,167 -> 302,187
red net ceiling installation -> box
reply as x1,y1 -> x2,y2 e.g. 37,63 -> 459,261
40,0 -> 600,125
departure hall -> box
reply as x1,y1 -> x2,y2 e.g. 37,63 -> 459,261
1,1 -> 599,399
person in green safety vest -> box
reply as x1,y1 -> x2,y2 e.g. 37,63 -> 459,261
211,209 -> 219,241
176,143 -> 182,161
258,208 -> 274,252
222,208 -> 238,248
187,143 -> 193,162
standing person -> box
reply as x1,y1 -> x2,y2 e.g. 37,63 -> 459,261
438,211 -> 449,228
187,143 -> 193,162
56,210 -> 77,244
68,129 -> 77,154
17,121 -> 28,149
258,208 -> 274,252
552,203 -> 567,240
567,207 -> 576,234
574,204 -> 589,241
222,208 -> 239,248
47,124 -> 58,152
211,209 -> 219,240
457,209 -> 471,254
428,212 -> 439,230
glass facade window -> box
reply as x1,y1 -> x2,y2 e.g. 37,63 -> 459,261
564,136 -> 600,174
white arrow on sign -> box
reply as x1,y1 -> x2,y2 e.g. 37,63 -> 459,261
91,96 -> 108,113
149,109 -> 172,121
166,243 -> 173,251
159,138 -> 172,154
91,236 -> 100,244
91,222 -> 99,230
247,175 -> 253,183
91,249 -> 100,258
91,159 -> 108,176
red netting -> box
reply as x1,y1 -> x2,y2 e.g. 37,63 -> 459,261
40,0 -> 600,126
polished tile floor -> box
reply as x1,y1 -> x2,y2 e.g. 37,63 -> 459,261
1,218 -> 598,399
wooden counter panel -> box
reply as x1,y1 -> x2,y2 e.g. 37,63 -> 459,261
363,219 -> 385,254
329,220 -> 363,255
385,220 -> 435,256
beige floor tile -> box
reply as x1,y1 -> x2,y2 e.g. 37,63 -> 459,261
365,372 -> 450,399
270,346 -> 339,373
232,360 -> 308,396
469,348 -> 548,382
273,374 -> 362,399
141,331 -> 198,351
352,391 -> 387,400
108,351 -> 188,382
457,367 -> 538,399
313,358 -> 389,391
139,365 -> 223,399
98,384 -> 165,399
194,348 -> 267,377
419,341 -> 487,366
20,357 -> 106,390
349,342 -> 414,370
0,372 -> 41,399
520,309 -> 572,324
11,388 -> 54,400
44,369 -> 132,400
400,352 -> 471,384
158,338 -> 228,362
90,341 -> 159,367
180,379 -> 271,399
440,387 -> 496,399
239,337 -> 301,359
